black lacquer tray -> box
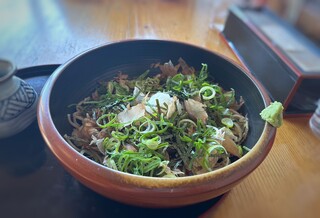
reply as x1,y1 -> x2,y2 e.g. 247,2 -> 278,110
222,6 -> 320,116
0,65 -> 222,218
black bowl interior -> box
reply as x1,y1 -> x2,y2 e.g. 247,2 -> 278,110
49,40 -> 266,150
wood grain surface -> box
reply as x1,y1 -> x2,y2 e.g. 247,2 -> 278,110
1,0 -> 319,217
0,0 -> 239,68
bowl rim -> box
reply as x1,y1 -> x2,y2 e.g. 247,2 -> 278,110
37,39 -> 276,189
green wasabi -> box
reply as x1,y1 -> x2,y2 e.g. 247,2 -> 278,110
260,101 -> 284,128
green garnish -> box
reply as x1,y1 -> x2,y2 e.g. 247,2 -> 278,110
260,101 -> 284,128
65,59 -> 249,177
221,117 -> 234,128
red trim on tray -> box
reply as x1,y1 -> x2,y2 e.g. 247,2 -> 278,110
300,74 -> 320,79
284,113 -> 312,118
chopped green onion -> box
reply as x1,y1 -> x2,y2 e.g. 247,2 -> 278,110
141,134 -> 161,150
96,113 -> 118,128
199,86 -> 216,100
221,117 -> 234,128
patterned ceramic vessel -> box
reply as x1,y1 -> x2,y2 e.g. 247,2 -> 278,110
0,59 -> 38,139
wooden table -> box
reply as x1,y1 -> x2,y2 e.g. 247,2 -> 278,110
1,0 -> 319,217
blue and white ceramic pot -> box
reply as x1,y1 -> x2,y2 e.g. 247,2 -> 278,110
0,60 -> 38,138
